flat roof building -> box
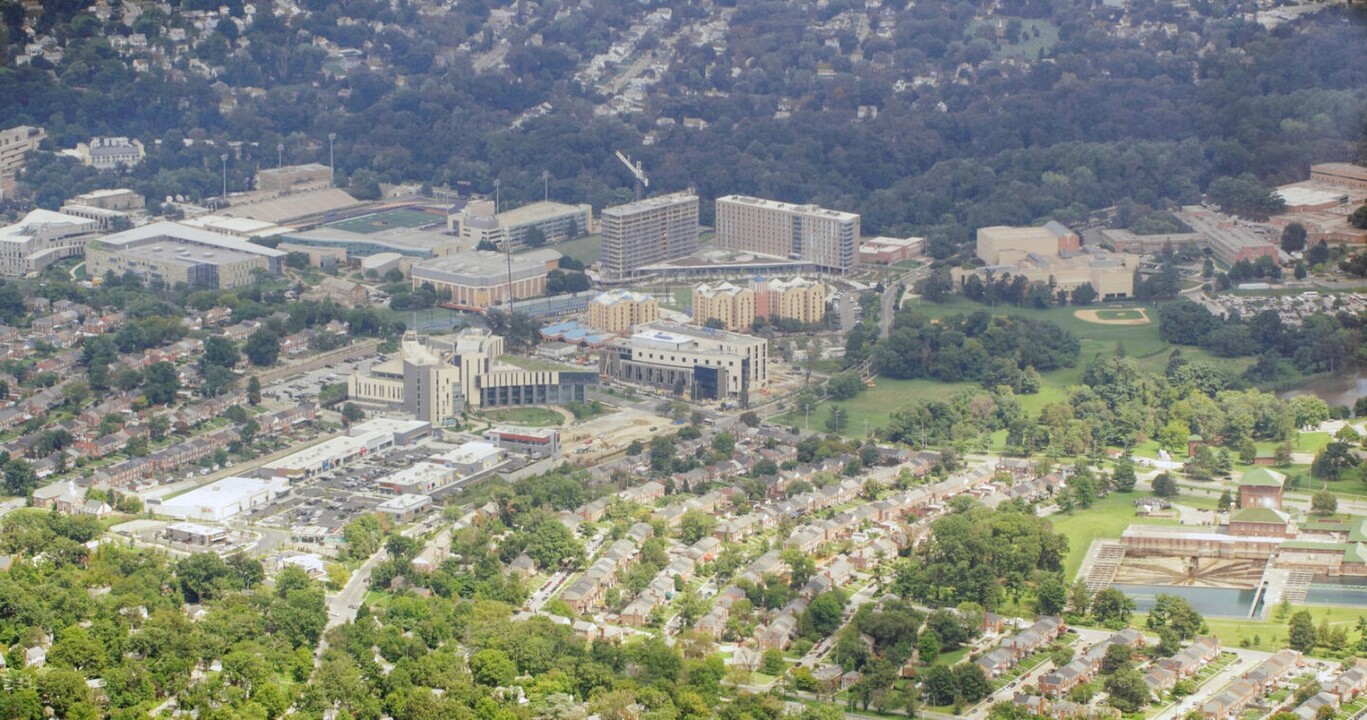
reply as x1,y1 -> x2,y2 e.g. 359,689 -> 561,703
600,192 -> 699,279
601,321 -> 768,404
263,430 -> 393,479
376,493 -> 432,521
431,441 -> 505,476
483,426 -> 560,458
348,329 -> 598,425
449,199 -> 592,249
87,221 -> 287,289
0,209 -> 101,277
1310,163 -> 1367,190
375,463 -> 453,495
966,223 -> 1138,300
151,476 -> 289,522
692,281 -> 755,332
410,248 -> 561,309
74,137 -> 144,170
166,522 -> 229,547
716,195 -> 859,272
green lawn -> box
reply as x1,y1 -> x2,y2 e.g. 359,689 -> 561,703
1050,493 -> 1179,581
326,208 -> 440,234
478,407 -> 564,427
967,17 -> 1060,60
545,234 -> 602,265
1148,606 -> 1365,654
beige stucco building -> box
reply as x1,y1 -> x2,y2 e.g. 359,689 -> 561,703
86,221 -> 286,289
966,223 -> 1134,299
409,248 -> 560,309
588,289 -> 659,333
693,281 -> 755,331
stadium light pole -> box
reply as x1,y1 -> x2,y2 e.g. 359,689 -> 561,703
277,142 -> 284,169
328,133 -> 336,185
220,153 -> 228,201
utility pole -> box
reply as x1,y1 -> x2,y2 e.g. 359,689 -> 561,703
493,178 -> 501,213
328,133 -> 337,185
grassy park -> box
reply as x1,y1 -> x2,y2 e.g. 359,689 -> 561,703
779,299 -> 1255,438
1049,493 -> 1180,580
478,407 -> 564,427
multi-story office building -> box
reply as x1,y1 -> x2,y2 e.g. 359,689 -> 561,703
87,221 -> 286,289
692,281 -> 755,332
715,195 -> 859,272
0,209 -> 101,277
410,248 -> 561,309
601,321 -> 768,404
588,289 -> 659,333
347,329 -> 597,425
0,125 -> 45,196
600,192 -> 699,279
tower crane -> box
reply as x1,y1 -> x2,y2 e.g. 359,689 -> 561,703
615,150 -> 649,201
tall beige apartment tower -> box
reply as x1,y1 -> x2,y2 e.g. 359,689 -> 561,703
600,192 -> 699,279
715,195 -> 859,272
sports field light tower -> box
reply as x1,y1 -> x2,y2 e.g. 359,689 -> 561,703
615,150 -> 649,201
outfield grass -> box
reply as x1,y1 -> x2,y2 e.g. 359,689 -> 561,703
478,407 -> 564,426
326,208 -> 440,234
1050,493 -> 1179,581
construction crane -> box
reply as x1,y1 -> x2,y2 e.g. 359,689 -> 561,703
615,150 -> 649,201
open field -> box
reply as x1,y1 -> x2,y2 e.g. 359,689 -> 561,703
1050,493 -> 1180,581
1146,605 -> 1365,652
325,207 -> 441,234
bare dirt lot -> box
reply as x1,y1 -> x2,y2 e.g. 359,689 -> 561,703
1073,308 -> 1151,325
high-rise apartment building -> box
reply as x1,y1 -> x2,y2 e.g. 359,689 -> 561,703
600,192 -> 699,279
715,195 -> 859,272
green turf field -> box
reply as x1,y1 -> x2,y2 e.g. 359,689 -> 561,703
326,208 -> 441,234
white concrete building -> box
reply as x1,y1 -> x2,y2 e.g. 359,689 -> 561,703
151,477 -> 290,522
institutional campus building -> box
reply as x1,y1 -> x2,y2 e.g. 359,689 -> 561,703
600,193 -> 699,279
692,276 -> 828,332
448,200 -> 592,249
587,289 -> 659,333
347,329 -> 597,425
87,221 -> 287,289
0,209 -> 101,277
0,125 -> 45,196
715,195 -> 860,272
959,223 -> 1136,299
600,321 -> 768,404
409,248 -> 561,309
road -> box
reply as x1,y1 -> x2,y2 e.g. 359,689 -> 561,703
315,548 -> 388,666
528,529 -> 607,612
879,266 -> 931,338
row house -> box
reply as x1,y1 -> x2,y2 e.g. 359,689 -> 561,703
559,537 -> 643,614
1039,629 -> 1142,697
1243,649 -> 1302,691
619,481 -> 665,505
221,320 -> 262,342
1291,692 -> 1339,720
979,616 -> 1064,677
1200,678 -> 1259,720
1145,665 -> 1180,699
74,430 -> 132,459
715,513 -> 762,542
620,572 -> 678,627
1328,663 -> 1367,702
1158,637 -> 1221,679
81,313 -> 125,335
757,611 -> 798,651
259,403 -> 318,433
282,331 -> 315,356
696,585 -> 745,638
851,535 -> 900,570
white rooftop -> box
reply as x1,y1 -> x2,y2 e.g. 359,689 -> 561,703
348,417 -> 430,438
167,521 -> 226,536
1276,186 -> 1346,207
377,493 -> 433,511
0,209 -> 97,244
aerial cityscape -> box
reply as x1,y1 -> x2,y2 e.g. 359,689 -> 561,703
0,1 -> 1365,720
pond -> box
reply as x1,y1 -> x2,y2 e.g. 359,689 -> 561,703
1276,371 -> 1367,410
1304,576 -> 1367,607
